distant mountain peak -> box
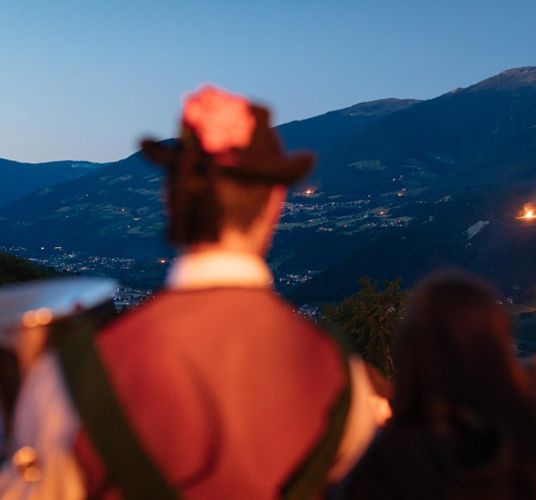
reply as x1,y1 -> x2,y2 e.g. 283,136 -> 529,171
470,66 -> 536,90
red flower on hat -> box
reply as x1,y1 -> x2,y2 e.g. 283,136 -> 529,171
183,86 -> 256,156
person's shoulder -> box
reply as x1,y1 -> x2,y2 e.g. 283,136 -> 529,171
99,290 -> 194,332
254,290 -> 327,331
94,291 -> 182,352
96,288 -> 342,365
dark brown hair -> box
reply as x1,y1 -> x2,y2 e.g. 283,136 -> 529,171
165,156 -> 273,246
394,270 -> 534,430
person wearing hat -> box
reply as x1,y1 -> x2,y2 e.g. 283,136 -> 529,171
6,86 -> 377,499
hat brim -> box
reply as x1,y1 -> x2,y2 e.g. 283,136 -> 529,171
140,139 -> 184,168
140,138 -> 315,186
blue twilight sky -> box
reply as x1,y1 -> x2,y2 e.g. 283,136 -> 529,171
1,0 -> 535,163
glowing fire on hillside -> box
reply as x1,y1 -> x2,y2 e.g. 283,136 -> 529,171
517,204 -> 536,221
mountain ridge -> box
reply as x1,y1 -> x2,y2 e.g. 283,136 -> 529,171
0,158 -> 105,206
469,66 -> 536,90
2,66 -> 536,300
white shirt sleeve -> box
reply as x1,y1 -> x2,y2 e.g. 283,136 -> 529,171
0,352 -> 85,500
328,355 -> 378,481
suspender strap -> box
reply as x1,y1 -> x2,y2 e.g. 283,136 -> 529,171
281,362 -> 351,499
52,316 -> 178,500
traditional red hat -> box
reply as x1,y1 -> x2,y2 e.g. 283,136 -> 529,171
141,86 -> 315,185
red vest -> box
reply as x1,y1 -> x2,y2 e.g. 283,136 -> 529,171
73,288 -> 348,499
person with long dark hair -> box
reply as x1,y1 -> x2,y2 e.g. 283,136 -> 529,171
331,270 -> 536,499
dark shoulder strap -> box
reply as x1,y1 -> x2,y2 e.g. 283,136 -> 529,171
281,355 -> 352,499
51,314 -> 178,500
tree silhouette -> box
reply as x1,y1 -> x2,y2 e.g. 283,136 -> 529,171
323,277 -> 406,379
0,253 -> 58,286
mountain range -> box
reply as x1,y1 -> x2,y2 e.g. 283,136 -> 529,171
0,158 -> 103,206
0,95 -> 418,259
2,67 -> 536,302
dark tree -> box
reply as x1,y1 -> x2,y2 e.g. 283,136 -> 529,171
0,253 -> 59,286
323,277 -> 406,379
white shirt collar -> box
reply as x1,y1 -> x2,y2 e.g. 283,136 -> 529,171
166,251 -> 273,290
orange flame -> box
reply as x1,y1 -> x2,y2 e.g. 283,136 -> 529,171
518,204 -> 536,221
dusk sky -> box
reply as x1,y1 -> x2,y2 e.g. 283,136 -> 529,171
1,0 -> 535,163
